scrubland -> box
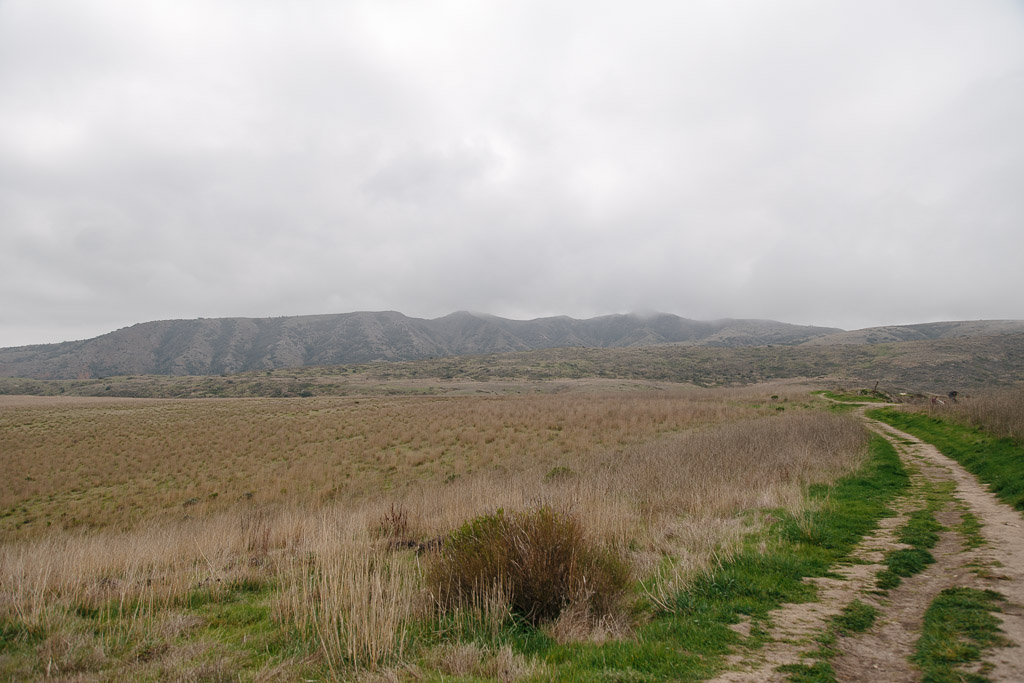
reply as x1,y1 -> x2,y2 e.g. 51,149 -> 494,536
0,383 -> 873,679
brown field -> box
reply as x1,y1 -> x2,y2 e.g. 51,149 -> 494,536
0,382 -> 870,679
1,386 -> 792,540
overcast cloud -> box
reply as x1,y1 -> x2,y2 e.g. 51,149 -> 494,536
2,0 -> 1023,346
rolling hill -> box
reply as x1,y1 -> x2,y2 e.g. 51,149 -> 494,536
0,312 -> 839,379
803,320 -> 1024,345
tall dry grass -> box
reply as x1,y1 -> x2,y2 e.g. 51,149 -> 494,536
0,388 -> 867,676
274,521 -> 418,672
922,388 -> 1024,440
0,390 -> 772,539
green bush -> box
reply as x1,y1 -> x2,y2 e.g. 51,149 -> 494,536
544,465 -> 577,482
427,506 -> 630,623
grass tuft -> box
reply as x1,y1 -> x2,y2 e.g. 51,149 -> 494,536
914,587 -> 1008,682
877,548 -> 936,590
832,599 -> 879,635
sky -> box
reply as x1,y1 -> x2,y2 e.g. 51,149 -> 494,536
2,1 -> 1023,347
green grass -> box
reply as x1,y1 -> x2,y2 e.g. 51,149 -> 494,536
435,435 -> 911,681
898,508 -> 943,549
832,600 -> 879,635
778,660 -> 836,682
956,511 -> 985,549
876,478 -> 945,591
868,408 -> 1024,512
0,580 -> 312,681
913,587 -> 1008,682
877,549 -> 936,590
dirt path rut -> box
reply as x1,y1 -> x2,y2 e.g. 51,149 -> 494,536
864,416 -> 1024,681
711,406 -> 1024,682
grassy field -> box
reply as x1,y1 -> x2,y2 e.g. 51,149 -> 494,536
0,382 -> 893,680
0,387 -> 794,539
10,384 -> 1020,678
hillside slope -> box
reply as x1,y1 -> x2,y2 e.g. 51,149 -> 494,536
802,320 -> 1024,345
0,312 -> 839,379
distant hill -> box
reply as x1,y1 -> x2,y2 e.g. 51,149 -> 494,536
0,312 -> 839,379
801,320 -> 1024,345
4,332 -> 1024,398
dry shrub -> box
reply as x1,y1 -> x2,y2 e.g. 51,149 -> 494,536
428,506 -> 630,624
436,642 -> 486,676
240,507 -> 271,561
377,504 -> 410,540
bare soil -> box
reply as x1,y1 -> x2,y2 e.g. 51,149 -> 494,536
712,405 -> 1024,681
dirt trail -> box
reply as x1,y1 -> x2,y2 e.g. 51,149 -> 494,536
711,405 -> 1024,682
865,416 -> 1024,681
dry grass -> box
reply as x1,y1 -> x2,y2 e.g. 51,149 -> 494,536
0,384 -> 867,678
0,389 -> 771,540
274,524 -> 418,672
923,388 -> 1024,440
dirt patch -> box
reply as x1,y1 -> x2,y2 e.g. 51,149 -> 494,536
831,441 -> 967,682
712,478 -> 916,681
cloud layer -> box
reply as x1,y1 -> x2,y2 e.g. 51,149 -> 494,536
2,0 -> 1023,346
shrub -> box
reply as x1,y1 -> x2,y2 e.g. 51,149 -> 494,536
544,466 -> 577,482
428,507 -> 630,624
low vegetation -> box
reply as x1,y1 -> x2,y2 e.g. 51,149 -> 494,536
913,587 -> 1008,682
0,389 -> 770,539
0,385 -> 884,679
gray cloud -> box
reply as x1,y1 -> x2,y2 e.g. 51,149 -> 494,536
2,0 -> 1023,346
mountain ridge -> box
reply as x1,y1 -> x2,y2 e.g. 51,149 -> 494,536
2,312 -> 1022,380
0,311 -> 839,379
